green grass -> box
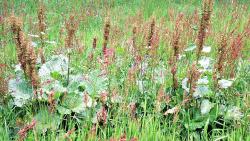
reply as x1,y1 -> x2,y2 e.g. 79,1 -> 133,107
0,0 -> 250,140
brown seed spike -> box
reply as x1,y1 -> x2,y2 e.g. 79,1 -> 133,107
37,4 -> 46,48
9,15 -> 40,91
92,37 -> 97,49
103,19 -> 110,55
196,0 -> 214,61
147,18 -> 155,47
65,15 -> 78,49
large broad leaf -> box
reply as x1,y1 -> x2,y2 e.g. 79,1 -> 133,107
200,99 -> 214,115
38,54 -> 68,81
82,70 -> 108,95
225,106 -> 243,120
8,78 -> 33,107
58,92 -> 84,114
67,74 -> 85,93
34,108 -> 60,133
193,85 -> 211,99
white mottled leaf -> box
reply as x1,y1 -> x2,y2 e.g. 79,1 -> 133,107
8,78 -> 33,107
200,99 -> 213,115
38,54 -> 68,81
225,106 -> 243,120
218,79 -> 233,89
193,85 -> 210,98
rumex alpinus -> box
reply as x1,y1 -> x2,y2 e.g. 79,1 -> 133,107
65,14 -> 78,85
196,0 -> 214,61
170,13 -> 183,90
37,4 -> 46,49
9,15 -> 40,91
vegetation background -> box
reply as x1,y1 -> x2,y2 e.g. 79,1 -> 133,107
0,0 -> 249,140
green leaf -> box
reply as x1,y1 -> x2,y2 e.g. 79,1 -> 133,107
8,78 -> 33,107
82,70 -> 108,95
38,54 -> 68,81
59,92 -> 84,114
57,106 -> 71,115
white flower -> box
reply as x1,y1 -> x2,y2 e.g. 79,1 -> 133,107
218,79 -> 233,89
200,99 -> 213,115
182,78 -> 189,92
225,106 -> 243,120
202,46 -> 211,53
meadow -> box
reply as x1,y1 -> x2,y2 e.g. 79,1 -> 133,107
0,0 -> 250,140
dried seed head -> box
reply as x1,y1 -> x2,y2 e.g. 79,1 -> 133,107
9,15 -> 40,90
147,18 -> 155,47
38,4 -> 46,33
65,15 -> 78,48
103,19 -> 111,55
37,4 -> 46,48
196,0 -> 214,60
187,64 -> 201,95
92,37 -> 97,49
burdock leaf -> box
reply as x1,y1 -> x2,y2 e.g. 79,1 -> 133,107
82,70 -> 108,95
38,54 -> 68,81
59,92 -> 84,114
8,78 -> 33,107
